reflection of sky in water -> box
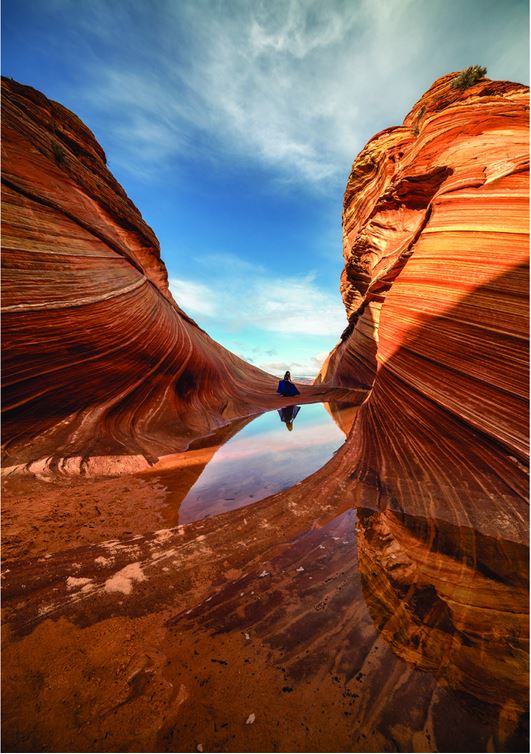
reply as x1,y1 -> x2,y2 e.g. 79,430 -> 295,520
179,403 -> 346,524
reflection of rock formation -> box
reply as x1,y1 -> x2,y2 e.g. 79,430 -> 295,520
1,78 -> 276,475
140,415 -> 254,526
357,507 -> 528,714
323,400 -> 359,438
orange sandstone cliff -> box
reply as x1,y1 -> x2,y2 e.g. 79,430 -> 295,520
318,71 -> 529,529
314,71 -> 530,719
1,78 -> 287,475
1,73 -> 529,751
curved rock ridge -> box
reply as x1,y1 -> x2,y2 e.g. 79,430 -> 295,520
317,70 -> 529,511
4,77 -> 358,476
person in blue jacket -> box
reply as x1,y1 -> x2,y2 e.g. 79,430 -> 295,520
277,370 -> 300,397
278,404 -> 300,431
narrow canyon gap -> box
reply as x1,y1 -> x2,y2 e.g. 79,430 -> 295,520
1,73 -> 529,753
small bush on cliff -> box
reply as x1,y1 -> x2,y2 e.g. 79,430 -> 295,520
51,140 -> 66,165
451,65 -> 487,90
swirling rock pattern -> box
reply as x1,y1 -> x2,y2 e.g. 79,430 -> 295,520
314,71 -> 530,740
317,71 -> 529,528
1,73 -> 529,752
1,77 -> 359,476
318,73 -> 529,431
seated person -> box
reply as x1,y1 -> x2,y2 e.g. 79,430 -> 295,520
277,370 -> 300,397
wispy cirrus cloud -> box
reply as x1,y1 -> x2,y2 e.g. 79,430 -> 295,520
57,0 -> 529,184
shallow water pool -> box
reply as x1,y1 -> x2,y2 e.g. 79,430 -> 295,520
174,402 -> 352,524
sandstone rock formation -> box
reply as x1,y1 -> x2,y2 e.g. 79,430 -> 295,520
317,71 -> 529,532
2,72 -> 528,753
1,77 -> 357,476
314,70 -> 529,733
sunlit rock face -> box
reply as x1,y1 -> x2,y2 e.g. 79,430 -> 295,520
315,73 -> 529,730
1,77 -> 278,475
318,71 -> 529,526
318,73 -> 529,444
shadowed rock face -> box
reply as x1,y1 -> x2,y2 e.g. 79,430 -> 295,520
1,73 -> 529,753
1,77 -> 316,475
317,71 -> 529,528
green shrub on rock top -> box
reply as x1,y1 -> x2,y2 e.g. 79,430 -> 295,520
451,65 -> 487,90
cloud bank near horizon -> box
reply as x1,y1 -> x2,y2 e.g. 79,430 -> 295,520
169,255 -> 346,377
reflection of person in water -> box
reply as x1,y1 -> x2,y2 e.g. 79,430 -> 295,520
276,370 -> 300,397
278,404 -> 300,431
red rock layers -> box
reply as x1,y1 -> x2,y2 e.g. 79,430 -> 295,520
315,71 -> 529,723
1,78 -> 314,475
317,71 -> 528,525
1,72 -> 529,752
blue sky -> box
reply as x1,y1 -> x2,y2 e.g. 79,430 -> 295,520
2,0 -> 529,377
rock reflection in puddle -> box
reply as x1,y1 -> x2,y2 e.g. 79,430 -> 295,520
3,410 -> 528,752
164,506 -> 528,752
169,508 -> 362,682
172,402 -> 351,524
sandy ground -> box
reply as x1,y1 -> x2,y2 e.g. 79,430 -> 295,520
2,393 -> 528,753
2,474 -> 168,562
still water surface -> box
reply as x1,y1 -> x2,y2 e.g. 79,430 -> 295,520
178,402 -> 348,523
3,393 -> 527,753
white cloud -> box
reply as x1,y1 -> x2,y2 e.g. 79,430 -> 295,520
258,357 -> 320,378
257,348 -> 333,378
169,278 -> 216,317
170,256 -> 344,377
252,274 -> 346,336
23,1 -> 531,186
169,268 -> 342,377
170,269 -> 346,337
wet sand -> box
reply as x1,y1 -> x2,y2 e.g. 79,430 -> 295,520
2,398 -> 528,753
